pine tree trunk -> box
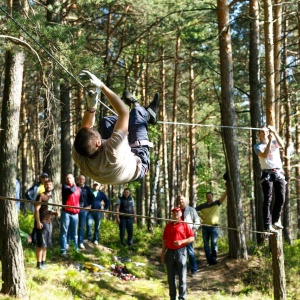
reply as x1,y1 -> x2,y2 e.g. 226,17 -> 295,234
249,0 -> 264,243
263,0 -> 276,124
269,233 -> 286,300
282,19 -> 292,244
217,0 -> 247,259
188,59 -> 197,207
160,46 -> 170,222
60,83 -> 73,179
0,49 -> 27,298
170,33 -> 180,215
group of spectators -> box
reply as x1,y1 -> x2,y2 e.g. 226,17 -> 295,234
24,172 -> 135,269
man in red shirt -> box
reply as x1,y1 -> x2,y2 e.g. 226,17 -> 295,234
60,174 -> 81,256
161,207 -> 194,300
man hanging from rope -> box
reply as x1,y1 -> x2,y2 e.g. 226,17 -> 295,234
254,125 -> 286,233
72,70 -> 160,185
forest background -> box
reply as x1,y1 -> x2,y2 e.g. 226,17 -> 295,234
0,0 -> 299,298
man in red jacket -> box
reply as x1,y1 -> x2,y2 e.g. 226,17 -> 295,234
60,174 -> 81,256
161,207 -> 194,300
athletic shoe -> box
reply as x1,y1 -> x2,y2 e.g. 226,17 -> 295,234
94,240 -> 98,245
79,243 -> 85,249
273,222 -> 283,230
266,225 -> 277,233
122,91 -> 138,106
37,264 -> 45,270
146,93 -> 160,125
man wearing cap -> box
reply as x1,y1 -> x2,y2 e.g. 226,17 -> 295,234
87,182 -> 110,245
161,207 -> 194,300
177,195 -> 200,276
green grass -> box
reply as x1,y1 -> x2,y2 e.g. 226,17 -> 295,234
0,212 -> 299,299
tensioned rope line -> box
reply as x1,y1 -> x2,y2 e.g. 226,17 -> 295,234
0,195 -> 275,236
157,121 -> 262,131
0,5 -> 116,115
0,5 -> 265,132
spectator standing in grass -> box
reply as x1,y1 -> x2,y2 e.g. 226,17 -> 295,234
196,185 -> 227,266
77,175 -> 93,249
60,174 -> 81,256
177,195 -> 200,276
115,188 -> 136,247
161,207 -> 194,300
87,182 -> 110,245
34,180 -> 58,269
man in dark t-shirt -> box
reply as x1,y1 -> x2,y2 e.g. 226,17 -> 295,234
115,188 -> 136,247
34,180 -> 58,269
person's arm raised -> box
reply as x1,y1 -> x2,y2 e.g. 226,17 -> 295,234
80,70 -> 129,134
100,84 -> 129,134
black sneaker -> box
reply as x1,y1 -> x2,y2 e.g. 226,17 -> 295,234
122,91 -> 138,106
146,92 -> 160,125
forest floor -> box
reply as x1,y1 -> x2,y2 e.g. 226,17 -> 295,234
80,241 -> 274,300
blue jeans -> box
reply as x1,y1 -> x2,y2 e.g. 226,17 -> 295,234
87,211 -> 102,242
119,217 -> 133,246
202,226 -> 218,265
60,210 -> 79,254
100,106 -> 150,180
187,242 -> 198,273
165,247 -> 187,300
78,210 -> 88,244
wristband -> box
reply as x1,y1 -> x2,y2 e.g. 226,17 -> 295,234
87,107 -> 96,113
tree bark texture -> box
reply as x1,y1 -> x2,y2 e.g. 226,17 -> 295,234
269,233 -> 286,300
170,32 -> 180,216
189,59 -> 197,207
0,49 -> 27,298
263,0 -> 276,125
217,0 -> 247,259
273,0 -> 282,131
282,19 -> 292,244
249,0 -> 264,243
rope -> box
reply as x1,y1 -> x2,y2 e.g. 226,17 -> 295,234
0,5 -> 116,115
1,5 -> 267,132
0,195 -> 275,235
157,121 -> 262,131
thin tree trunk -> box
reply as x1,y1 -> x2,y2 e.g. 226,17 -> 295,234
217,0 -> 247,259
264,0 -> 276,124
270,233 -> 286,300
263,0 -> 287,297
160,46 -> 170,222
249,0 -> 264,244
274,0 -> 282,130
189,58 -> 197,207
282,18 -> 292,244
170,32 -> 180,215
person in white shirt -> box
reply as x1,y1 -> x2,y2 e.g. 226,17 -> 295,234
254,125 -> 286,233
